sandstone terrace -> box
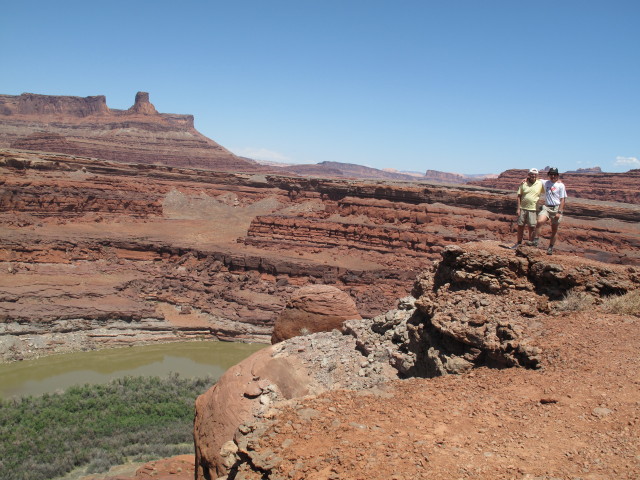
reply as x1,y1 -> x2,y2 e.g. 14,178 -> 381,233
469,167 -> 640,205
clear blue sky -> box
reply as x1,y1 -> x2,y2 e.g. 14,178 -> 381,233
2,0 -> 638,174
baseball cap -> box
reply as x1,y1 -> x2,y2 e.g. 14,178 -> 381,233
548,167 -> 559,175
528,168 -> 539,174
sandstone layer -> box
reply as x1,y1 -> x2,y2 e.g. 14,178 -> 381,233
192,242 -> 640,479
0,92 -> 258,171
1,149 -> 639,361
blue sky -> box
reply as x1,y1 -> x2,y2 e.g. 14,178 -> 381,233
2,0 -> 638,174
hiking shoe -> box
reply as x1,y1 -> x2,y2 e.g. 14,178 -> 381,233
527,238 -> 540,247
509,243 -> 521,250
547,247 -> 554,255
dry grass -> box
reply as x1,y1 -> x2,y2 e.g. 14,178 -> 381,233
557,290 -> 596,312
602,290 -> 640,315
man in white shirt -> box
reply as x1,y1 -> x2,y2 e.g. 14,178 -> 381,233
531,167 -> 567,255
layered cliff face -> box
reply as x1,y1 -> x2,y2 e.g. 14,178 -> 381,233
468,168 -> 640,205
0,149 -> 639,362
0,92 -> 257,171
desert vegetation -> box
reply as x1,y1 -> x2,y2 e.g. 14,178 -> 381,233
557,289 -> 640,315
602,289 -> 640,315
0,374 -> 213,480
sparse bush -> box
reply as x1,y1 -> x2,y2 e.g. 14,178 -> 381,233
557,290 -> 596,312
86,450 -> 124,474
602,290 -> 640,315
0,374 -> 215,480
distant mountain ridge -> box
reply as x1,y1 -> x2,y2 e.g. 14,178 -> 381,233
254,160 -> 496,184
280,161 -> 420,181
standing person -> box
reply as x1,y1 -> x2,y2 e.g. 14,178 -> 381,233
510,168 -> 544,249
532,167 -> 567,255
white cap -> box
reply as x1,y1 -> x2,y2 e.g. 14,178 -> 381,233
528,168 -> 539,174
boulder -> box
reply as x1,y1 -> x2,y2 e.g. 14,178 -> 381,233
271,285 -> 362,343
193,343 -> 324,479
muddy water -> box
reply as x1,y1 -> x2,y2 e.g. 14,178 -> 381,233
0,341 -> 266,398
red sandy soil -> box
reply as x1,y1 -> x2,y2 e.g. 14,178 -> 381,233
232,309 -> 639,480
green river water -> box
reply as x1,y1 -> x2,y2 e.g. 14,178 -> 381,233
0,341 -> 266,398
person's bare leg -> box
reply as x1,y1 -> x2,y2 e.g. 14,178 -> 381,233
549,222 -> 559,248
516,225 -> 525,244
533,215 -> 548,246
546,222 -> 559,254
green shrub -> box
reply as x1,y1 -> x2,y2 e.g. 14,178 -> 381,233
0,374 -> 214,480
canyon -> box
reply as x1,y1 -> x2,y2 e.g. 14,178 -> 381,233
1,91 -> 639,480
1,148 -> 638,363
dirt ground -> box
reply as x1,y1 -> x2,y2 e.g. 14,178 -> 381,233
232,309 -> 639,480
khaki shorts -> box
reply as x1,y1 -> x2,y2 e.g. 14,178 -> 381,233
539,204 -> 563,225
517,209 -> 537,226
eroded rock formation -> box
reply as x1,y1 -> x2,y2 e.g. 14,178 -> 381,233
192,242 -> 640,478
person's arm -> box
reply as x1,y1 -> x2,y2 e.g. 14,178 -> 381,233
536,181 -> 545,207
558,183 -> 567,214
516,188 -> 522,213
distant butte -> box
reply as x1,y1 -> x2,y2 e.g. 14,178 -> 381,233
0,91 -> 259,171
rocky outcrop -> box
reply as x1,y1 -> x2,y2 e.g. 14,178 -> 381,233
468,168 -> 640,204
193,329 -> 398,479
271,285 -> 362,343
0,92 -> 258,171
127,91 -> 158,115
192,243 -> 640,478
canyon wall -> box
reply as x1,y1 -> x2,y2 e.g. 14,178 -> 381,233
1,149 -> 639,361
468,168 -> 640,205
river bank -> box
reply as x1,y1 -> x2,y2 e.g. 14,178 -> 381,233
0,311 -> 270,364
0,340 -> 266,398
